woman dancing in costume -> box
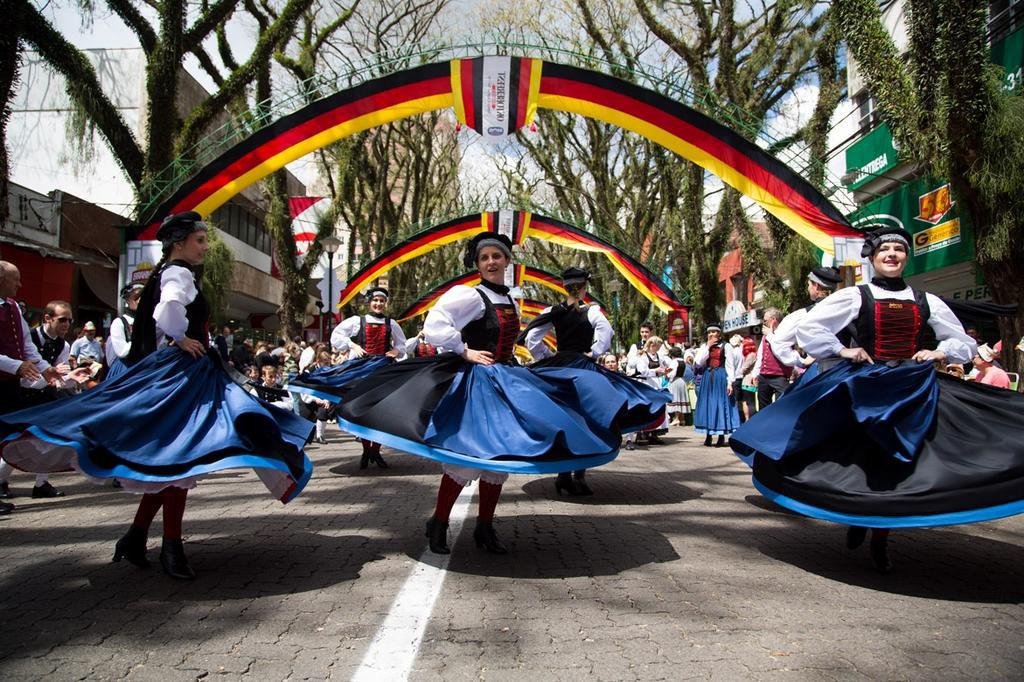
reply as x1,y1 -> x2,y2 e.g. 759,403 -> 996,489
0,212 -> 313,579
727,225 -> 1024,573
520,266 -> 668,496
105,280 -> 145,381
334,233 -> 666,555
692,325 -> 742,447
289,286 -> 406,469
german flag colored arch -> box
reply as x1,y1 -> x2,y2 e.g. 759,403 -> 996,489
396,265 -> 602,321
136,57 -> 859,254
339,209 -> 677,312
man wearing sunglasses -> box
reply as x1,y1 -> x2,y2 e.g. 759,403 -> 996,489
0,265 -> 67,511
0,299 -> 87,500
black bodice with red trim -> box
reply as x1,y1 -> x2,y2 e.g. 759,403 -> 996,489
460,286 -> 520,364
355,316 -> 392,356
853,284 -> 933,361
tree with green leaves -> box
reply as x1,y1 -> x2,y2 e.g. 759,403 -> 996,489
834,0 -> 1024,372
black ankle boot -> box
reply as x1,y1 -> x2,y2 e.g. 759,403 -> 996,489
715,435 -> 725,447
113,526 -> 150,568
359,452 -> 370,469
573,472 -> 593,496
703,434 -> 712,447
870,534 -> 892,574
160,538 -> 197,580
554,472 -> 581,496
425,517 -> 450,554
473,521 -> 508,554
845,526 -> 868,550
372,452 -> 389,469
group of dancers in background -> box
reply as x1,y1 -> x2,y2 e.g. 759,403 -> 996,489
1,212 -> 1022,579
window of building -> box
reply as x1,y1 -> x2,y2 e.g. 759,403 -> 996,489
731,272 -> 749,307
17,195 -> 30,223
210,203 -> 272,256
990,0 -> 1024,42
854,91 -> 879,133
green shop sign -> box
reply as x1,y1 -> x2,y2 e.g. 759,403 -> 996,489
846,178 -> 975,277
992,26 -> 1024,91
843,122 -> 899,190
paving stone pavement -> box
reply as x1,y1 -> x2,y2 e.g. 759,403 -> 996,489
2,424 -> 1023,681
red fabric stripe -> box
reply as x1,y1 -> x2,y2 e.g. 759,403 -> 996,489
540,76 -> 855,239
515,59 -> 532,129
461,60 -> 476,131
288,196 -> 322,218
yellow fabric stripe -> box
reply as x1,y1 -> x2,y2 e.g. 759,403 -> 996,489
538,93 -> 836,254
524,59 -> 543,126
450,60 -> 467,127
525,225 -> 674,312
195,93 -> 452,219
339,225 -> 485,307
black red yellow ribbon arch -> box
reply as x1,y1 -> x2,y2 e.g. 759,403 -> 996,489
396,266 -> 603,321
136,57 -> 859,254
340,210 -> 678,313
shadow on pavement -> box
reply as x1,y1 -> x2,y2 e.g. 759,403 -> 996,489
432,514 -> 680,579
521,471 -> 702,505
743,496 -> 1024,603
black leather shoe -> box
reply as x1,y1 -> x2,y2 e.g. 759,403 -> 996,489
32,482 -> 65,498
845,526 -> 867,550
554,472 -> 581,496
647,434 -> 665,445
703,434 -> 712,447
359,453 -> 370,469
160,538 -> 197,579
0,500 -> 14,515
473,521 -> 508,554
372,452 -> 389,469
714,435 -> 726,447
0,481 -> 12,499
870,536 -> 892,574
113,526 -> 150,568
425,517 -> 450,554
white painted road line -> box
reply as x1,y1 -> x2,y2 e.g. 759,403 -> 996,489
351,483 -> 475,681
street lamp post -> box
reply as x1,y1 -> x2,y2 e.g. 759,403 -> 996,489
319,234 -> 342,340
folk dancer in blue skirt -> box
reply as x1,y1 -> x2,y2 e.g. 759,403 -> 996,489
333,234 -> 667,555
693,325 -> 742,447
521,266 -> 668,496
727,226 -> 1019,573
0,212 -> 313,579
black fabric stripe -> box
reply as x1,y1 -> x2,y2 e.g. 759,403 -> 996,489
506,57 -> 521,134
472,58 -> 483,134
140,61 -> 451,231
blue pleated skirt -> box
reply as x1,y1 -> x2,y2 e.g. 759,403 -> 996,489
287,355 -> 393,403
335,353 -> 664,473
0,347 -> 313,502
730,360 -> 1024,528
528,353 -> 669,433
693,366 -> 740,436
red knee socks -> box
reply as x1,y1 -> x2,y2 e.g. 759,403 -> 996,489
132,493 -> 163,532
433,474 -> 464,523
477,481 -> 502,524
161,487 -> 188,540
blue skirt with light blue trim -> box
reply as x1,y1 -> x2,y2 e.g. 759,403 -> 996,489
335,353 -> 659,473
693,366 -> 740,436
287,355 -> 392,403
0,347 -> 313,502
730,360 -> 1024,528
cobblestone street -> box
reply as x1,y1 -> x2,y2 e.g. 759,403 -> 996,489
2,425 -> 1023,680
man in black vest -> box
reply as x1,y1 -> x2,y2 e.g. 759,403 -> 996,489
0,265 -> 66,511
